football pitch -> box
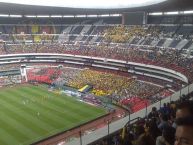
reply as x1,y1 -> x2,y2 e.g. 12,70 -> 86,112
0,84 -> 106,145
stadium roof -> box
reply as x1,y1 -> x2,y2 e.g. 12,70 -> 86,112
0,0 -> 192,15
0,0 -> 167,9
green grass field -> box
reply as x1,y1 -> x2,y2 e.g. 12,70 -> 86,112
0,84 -> 106,145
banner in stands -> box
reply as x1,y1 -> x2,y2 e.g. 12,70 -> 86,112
78,85 -> 93,93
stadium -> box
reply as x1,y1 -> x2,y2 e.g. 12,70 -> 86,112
0,0 -> 193,145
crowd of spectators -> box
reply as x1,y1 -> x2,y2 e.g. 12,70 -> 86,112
0,64 -> 22,86
0,17 -> 192,141
0,64 -> 21,71
0,75 -> 21,86
0,24 -> 193,145
52,68 -> 172,112
1,25 -> 190,43
104,25 -> 193,43
1,24 -> 193,111
0,25 -> 192,56
91,92 -> 193,145
27,67 -> 61,84
2,41 -> 193,82
0,25 -> 192,82
59,69 -> 160,97
103,25 -> 160,43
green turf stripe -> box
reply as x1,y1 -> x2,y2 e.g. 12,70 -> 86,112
7,89 -> 81,126
0,85 -> 106,145
18,87 -> 98,119
22,86 -> 105,116
0,87 -> 95,138
0,95 -> 54,132
1,89 -> 83,133
0,127 -> 21,145
0,97 -> 49,133
0,112 -> 36,142
18,86 -> 106,120
0,98 -> 59,144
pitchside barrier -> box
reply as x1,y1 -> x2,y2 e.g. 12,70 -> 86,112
64,83 -> 193,145
31,113 -> 110,145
